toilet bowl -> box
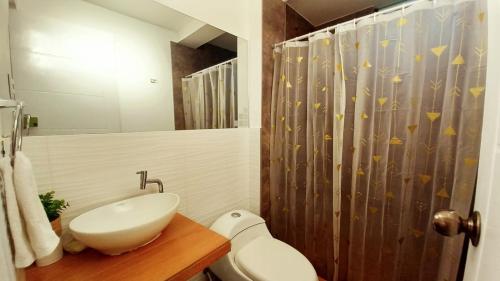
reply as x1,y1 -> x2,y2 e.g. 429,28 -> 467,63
209,210 -> 318,281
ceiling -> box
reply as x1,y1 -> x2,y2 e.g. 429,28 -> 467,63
286,0 -> 406,26
209,33 -> 238,53
84,0 -> 198,32
83,0 -> 236,51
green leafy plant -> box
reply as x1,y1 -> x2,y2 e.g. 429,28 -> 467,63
39,191 -> 69,222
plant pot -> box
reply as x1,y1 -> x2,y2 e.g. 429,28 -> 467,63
50,216 -> 62,236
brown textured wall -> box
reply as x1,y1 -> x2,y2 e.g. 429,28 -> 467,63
262,1 -> 333,279
170,43 -> 236,130
261,5 -> 314,230
261,0 -> 285,228
313,6 -> 377,31
285,5 -> 314,39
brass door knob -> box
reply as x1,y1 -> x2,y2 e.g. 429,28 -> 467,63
432,210 -> 481,246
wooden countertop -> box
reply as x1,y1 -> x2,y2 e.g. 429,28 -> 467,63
26,213 -> 230,281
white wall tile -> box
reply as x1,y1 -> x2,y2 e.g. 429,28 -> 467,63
18,90 -> 117,132
22,129 -> 260,229
249,128 -> 260,214
182,129 -> 250,225
9,0 -> 177,134
20,136 -> 52,190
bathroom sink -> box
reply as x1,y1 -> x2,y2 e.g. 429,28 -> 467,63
69,193 -> 180,255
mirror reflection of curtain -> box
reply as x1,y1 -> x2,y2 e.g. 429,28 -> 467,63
269,0 -> 487,280
181,60 -> 237,129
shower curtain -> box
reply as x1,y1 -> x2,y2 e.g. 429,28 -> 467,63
182,59 -> 238,129
269,0 -> 487,280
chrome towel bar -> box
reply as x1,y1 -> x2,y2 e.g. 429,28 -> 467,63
0,99 -> 24,165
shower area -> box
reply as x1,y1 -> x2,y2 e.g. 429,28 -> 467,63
262,0 -> 488,280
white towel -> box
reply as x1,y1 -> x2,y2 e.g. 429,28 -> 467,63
13,152 -> 60,261
0,174 -> 18,281
0,157 -> 35,268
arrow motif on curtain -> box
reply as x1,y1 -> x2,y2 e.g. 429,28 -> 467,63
377,97 -> 387,106
431,45 -> 448,57
469,87 -> 485,97
418,174 -> 432,184
452,54 -> 465,65
426,112 -> 441,122
444,126 -> 457,136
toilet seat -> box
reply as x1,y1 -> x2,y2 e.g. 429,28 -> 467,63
235,236 -> 318,281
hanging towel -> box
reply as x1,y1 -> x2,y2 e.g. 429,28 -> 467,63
0,195 -> 16,280
13,152 -> 59,260
0,157 -> 35,268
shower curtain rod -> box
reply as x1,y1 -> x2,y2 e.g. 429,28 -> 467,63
273,0 -> 432,48
184,57 -> 237,78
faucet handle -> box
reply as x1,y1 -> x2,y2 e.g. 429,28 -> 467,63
136,170 -> 147,190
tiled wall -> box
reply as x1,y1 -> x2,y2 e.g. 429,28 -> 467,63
249,129 -> 260,214
22,128 -> 260,228
10,0 -> 178,135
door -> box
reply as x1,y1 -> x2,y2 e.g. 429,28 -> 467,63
463,0 -> 500,280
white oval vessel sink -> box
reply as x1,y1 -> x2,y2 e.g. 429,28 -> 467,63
70,193 -> 180,255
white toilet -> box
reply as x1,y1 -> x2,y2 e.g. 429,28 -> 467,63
209,210 -> 318,281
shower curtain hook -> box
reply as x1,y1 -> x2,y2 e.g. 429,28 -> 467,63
373,12 -> 377,23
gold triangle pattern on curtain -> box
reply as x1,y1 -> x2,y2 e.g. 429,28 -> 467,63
269,0 -> 487,280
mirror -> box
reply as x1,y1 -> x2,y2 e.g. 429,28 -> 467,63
5,0 -> 248,136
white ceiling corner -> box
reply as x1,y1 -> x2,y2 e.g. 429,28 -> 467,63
83,0 -> 201,33
83,0 -> 237,50
178,24 -> 225,49
209,33 -> 238,52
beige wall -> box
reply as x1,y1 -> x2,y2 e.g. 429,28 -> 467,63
23,128 -> 260,229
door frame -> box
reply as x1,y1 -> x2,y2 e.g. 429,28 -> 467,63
463,0 -> 500,280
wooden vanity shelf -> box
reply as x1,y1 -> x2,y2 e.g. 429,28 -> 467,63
26,213 -> 231,281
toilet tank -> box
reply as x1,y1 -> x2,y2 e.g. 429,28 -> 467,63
210,210 -> 269,240
209,210 -> 272,281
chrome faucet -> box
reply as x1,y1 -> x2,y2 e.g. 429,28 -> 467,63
136,170 -> 164,193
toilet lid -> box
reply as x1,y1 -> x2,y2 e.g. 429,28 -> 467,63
235,236 -> 318,281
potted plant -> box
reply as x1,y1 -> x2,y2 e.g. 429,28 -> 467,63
39,191 -> 69,236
